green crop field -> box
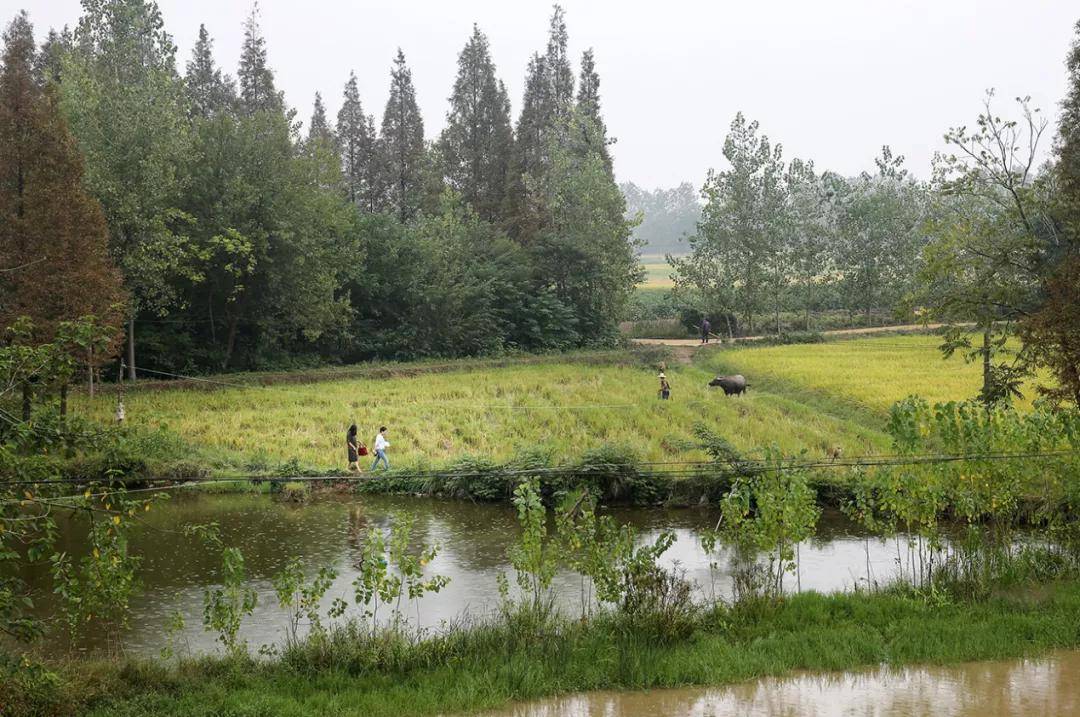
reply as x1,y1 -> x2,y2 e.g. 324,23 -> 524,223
71,334 -> 1041,475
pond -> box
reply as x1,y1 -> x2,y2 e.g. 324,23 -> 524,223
19,491 -> 991,656
475,650 -> 1080,717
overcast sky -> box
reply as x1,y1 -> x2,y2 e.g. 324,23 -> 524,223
5,0 -> 1078,189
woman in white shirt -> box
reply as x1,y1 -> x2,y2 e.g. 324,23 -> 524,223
371,426 -> 391,471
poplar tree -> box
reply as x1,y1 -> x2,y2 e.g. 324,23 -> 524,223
440,24 -> 513,223
0,12 -> 125,341
379,49 -> 427,221
186,24 -> 235,118
336,71 -> 379,212
60,0 -> 191,379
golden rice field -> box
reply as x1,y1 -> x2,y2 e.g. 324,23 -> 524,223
639,256 -> 675,288
706,333 -> 1046,413
73,334 -> 1041,474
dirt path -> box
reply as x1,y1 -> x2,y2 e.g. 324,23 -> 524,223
631,323 -> 951,349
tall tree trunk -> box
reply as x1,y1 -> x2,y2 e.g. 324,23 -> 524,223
208,294 -> 217,345
88,345 -> 94,398
127,318 -> 136,381
59,383 -> 68,420
981,324 -> 992,406
223,315 -> 240,370
21,383 -> 31,422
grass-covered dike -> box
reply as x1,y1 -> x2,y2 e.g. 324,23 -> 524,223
8,583 -> 1080,717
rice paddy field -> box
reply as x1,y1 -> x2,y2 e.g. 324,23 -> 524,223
639,255 -> 675,288
72,333 -> 1044,475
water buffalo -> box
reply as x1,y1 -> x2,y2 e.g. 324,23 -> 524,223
709,374 -> 748,395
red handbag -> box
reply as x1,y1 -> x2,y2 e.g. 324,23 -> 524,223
358,443 -> 369,457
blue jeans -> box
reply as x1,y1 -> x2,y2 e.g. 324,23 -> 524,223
371,449 -> 390,471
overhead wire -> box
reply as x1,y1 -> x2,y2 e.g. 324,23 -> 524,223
4,448 -> 1077,508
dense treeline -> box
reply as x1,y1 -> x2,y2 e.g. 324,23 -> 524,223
1,1 -> 639,375
673,23 -> 1080,407
620,181 -> 701,255
670,125 -> 928,336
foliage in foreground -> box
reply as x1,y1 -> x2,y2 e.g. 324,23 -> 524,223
7,580 -> 1080,717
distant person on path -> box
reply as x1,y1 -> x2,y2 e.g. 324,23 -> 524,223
371,426 -> 391,471
701,317 -> 711,344
347,424 -> 361,471
659,372 -> 671,400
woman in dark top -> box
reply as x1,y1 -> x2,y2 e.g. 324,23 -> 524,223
347,424 -> 360,471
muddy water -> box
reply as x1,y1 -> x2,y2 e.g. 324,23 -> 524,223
22,493 -> 955,656
478,651 -> 1080,716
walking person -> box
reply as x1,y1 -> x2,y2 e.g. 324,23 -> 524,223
701,317 -> 711,344
346,424 -> 362,471
371,426 -> 391,471
658,372 -> 671,400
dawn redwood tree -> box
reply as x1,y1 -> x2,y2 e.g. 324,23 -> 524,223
379,49 -> 427,222
1021,20 -> 1080,408
60,0 -> 191,379
1022,255 -> 1080,407
237,4 -> 283,116
34,26 -> 71,84
439,24 -> 513,223
531,109 -> 642,342
508,52 -> 550,239
1058,19 -> 1080,206
307,91 -> 334,146
510,6 -> 577,242
304,92 -> 343,192
179,14 -> 352,370
545,5 -> 573,125
186,24 -> 235,118
574,48 -> 611,174
336,71 -> 379,212
0,12 -> 125,343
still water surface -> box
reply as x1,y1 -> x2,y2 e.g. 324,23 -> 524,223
475,651 -> 1080,717
18,492 -> 1014,656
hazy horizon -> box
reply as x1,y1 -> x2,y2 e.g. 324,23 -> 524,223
4,0 -> 1077,189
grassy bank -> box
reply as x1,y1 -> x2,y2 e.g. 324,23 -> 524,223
11,582 -> 1080,717
67,335 -> 1003,478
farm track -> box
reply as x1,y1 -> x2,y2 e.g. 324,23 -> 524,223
103,346 -> 671,394
631,322 -> 953,348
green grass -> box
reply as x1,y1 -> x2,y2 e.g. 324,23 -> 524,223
16,581 -> 1080,717
67,335 -> 1037,476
